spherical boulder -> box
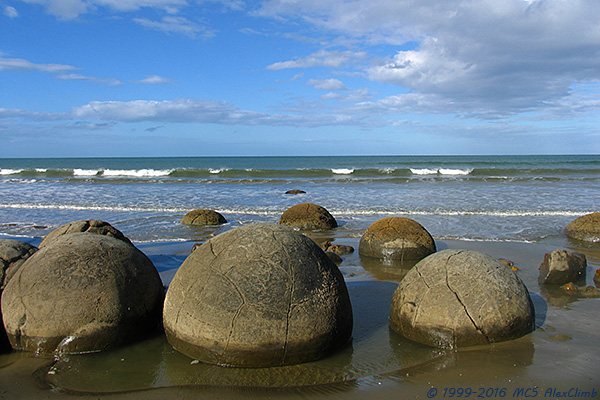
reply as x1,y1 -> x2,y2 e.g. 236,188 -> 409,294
181,209 -> 227,226
359,217 -> 436,261
279,203 -> 337,230
40,219 -> 132,248
390,250 -> 535,349
163,223 -> 352,367
565,212 -> 600,242
1,233 -> 164,354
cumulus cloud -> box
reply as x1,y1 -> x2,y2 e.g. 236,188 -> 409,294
258,0 -> 600,117
267,50 -> 366,70
307,78 -> 346,91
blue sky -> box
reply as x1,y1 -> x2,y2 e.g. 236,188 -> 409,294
1,0 -> 599,157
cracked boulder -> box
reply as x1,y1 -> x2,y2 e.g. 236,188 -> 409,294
181,209 -> 227,226
39,219 -> 133,249
279,203 -> 337,230
163,223 -> 353,367
1,233 -> 164,354
565,212 -> 600,242
1,239 -> 37,353
389,249 -> 535,349
359,217 -> 436,261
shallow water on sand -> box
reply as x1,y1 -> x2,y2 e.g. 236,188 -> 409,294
2,234 -> 599,399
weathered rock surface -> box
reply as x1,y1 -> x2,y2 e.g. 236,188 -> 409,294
0,239 -> 37,353
565,212 -> 600,242
39,219 -> 132,248
1,233 -> 164,354
163,223 -> 353,367
322,241 -> 354,255
359,217 -> 436,261
285,189 -> 306,194
390,249 -> 535,349
539,249 -> 586,285
279,203 -> 337,230
181,209 -> 227,226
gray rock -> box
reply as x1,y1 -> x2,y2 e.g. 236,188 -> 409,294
285,189 -> 306,194
40,219 -> 132,248
390,249 -> 535,349
1,233 -> 164,355
163,223 -> 352,367
279,203 -> 337,230
539,249 -> 587,285
181,209 -> 227,225
359,217 -> 436,261
565,212 -> 600,242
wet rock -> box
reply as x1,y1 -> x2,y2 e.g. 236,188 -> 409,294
560,283 -> 600,298
595,269 -> 600,286
322,241 -> 354,255
285,189 -> 306,194
1,233 -> 164,354
163,223 -> 352,367
181,209 -> 227,226
565,212 -> 600,242
40,219 -> 132,248
325,251 -> 343,264
359,217 -> 436,261
539,249 -> 586,285
390,249 -> 535,349
0,239 -> 37,353
279,203 -> 337,230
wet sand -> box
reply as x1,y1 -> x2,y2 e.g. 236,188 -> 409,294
1,235 -> 599,400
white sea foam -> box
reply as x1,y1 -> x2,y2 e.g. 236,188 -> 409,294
209,169 -> 226,174
410,168 -> 438,175
73,169 -> 100,176
0,169 -> 23,175
332,168 -> 354,174
439,168 -> 473,175
101,169 -> 173,177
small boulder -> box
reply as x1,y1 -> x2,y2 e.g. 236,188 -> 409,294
163,223 -> 352,367
325,251 -> 343,265
285,189 -> 306,194
565,212 -> 600,242
1,233 -> 164,354
359,217 -> 436,261
322,241 -> 354,255
279,203 -> 337,230
390,249 -> 535,349
539,249 -> 586,285
40,219 -> 132,248
181,209 -> 227,226
595,269 -> 600,286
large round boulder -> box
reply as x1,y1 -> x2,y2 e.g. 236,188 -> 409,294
279,203 -> 337,230
181,209 -> 227,225
0,239 -> 37,353
359,217 -> 436,261
390,250 -> 535,349
40,219 -> 132,248
163,223 -> 352,367
565,212 -> 600,242
1,233 -> 164,354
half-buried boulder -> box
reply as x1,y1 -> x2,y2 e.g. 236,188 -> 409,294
163,223 -> 353,367
359,217 -> 436,261
565,212 -> 600,242
181,209 -> 227,226
1,233 -> 164,354
279,203 -> 337,230
39,219 -> 132,248
539,249 -> 587,285
390,249 -> 535,349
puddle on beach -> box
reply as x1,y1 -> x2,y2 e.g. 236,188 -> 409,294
2,237 -> 600,398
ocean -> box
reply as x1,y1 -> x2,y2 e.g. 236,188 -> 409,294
0,154 -> 598,244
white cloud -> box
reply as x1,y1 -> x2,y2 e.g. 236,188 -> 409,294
258,0 -> 600,118
4,6 -> 18,18
133,16 -> 212,38
56,73 -> 124,86
0,56 -> 77,73
267,50 -> 366,70
21,0 -> 188,19
134,75 -> 173,84
307,78 -> 346,91
21,0 -> 90,20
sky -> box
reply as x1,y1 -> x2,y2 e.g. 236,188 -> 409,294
1,0 -> 599,157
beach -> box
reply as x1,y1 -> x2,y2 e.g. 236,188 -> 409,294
1,155 -> 599,398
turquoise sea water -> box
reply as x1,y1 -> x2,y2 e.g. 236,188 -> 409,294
0,155 -> 598,243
